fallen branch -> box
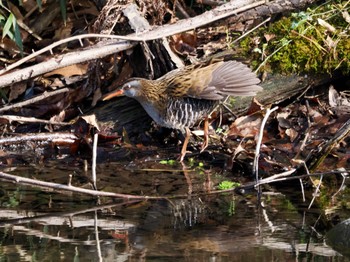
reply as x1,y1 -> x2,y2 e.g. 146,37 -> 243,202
0,41 -> 134,89
253,106 -> 279,182
0,171 -> 157,199
0,115 -> 70,125
0,0 -> 265,88
235,169 -> 350,193
0,132 -> 78,145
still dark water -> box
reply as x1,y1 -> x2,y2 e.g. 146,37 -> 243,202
0,156 -> 349,261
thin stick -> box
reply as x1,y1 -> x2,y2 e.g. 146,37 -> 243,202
331,168 -> 347,200
232,17 -> 271,44
0,168 -> 348,200
0,34 -> 143,76
299,178 -> 306,202
254,169 -> 296,187
94,211 -> 103,262
253,106 -> 279,183
0,115 -> 70,125
255,40 -> 291,73
0,41 -> 135,89
0,88 -> 70,113
0,132 -> 77,145
308,174 -> 323,209
0,171 -> 152,199
92,133 -> 98,190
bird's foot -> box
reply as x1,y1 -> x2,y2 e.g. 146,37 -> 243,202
200,116 -> 209,153
178,127 -> 192,162
179,149 -> 192,162
200,140 -> 208,153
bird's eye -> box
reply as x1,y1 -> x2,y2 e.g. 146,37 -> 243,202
124,84 -> 131,90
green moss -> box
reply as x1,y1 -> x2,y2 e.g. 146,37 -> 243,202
236,2 -> 350,74
218,180 -> 240,190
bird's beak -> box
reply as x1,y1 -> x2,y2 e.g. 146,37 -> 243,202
102,89 -> 124,101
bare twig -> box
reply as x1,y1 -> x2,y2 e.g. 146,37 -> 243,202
0,88 -> 70,113
1,168 -> 349,200
253,106 -> 279,183
254,169 -> 297,187
0,132 -> 78,145
291,30 -> 327,53
237,169 -> 350,193
0,171 -> 156,199
331,168 -> 348,200
0,115 -> 70,125
255,40 -> 292,73
308,174 -> 323,209
0,34 -> 140,76
299,178 -> 306,202
175,0 -> 190,18
92,133 -> 98,190
94,211 -> 103,262
0,41 -> 135,89
232,17 -> 271,44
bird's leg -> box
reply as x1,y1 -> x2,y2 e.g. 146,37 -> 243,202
200,116 -> 209,153
180,127 -> 191,162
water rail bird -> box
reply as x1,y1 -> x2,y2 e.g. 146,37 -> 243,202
103,60 -> 262,161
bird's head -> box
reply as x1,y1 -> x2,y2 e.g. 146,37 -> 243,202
103,79 -> 143,101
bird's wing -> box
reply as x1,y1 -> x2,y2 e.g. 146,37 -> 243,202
208,60 -> 262,97
162,61 -> 262,101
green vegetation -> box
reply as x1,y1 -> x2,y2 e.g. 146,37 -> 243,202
0,0 -> 67,55
239,1 -> 350,74
0,5 -> 23,54
218,180 -> 240,190
159,159 -> 177,165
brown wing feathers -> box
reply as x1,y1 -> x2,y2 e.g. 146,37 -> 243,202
209,61 -> 262,96
163,60 -> 261,101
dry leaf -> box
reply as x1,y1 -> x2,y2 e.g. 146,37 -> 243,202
232,143 -> 246,159
277,111 -> 291,129
22,0 -> 39,12
264,33 -> 275,42
9,81 -> 27,102
53,21 -> 73,40
329,85 -> 340,107
328,85 -> 350,115
8,2 -> 25,21
0,37 -> 21,55
325,35 -> 338,50
44,64 -> 88,77
285,128 -> 298,142
82,114 -> 100,131
170,32 -> 197,55
228,114 -> 262,138
329,85 -> 350,107
50,110 -> 66,123
342,11 -> 350,24
246,98 -> 264,115
317,18 -> 336,33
